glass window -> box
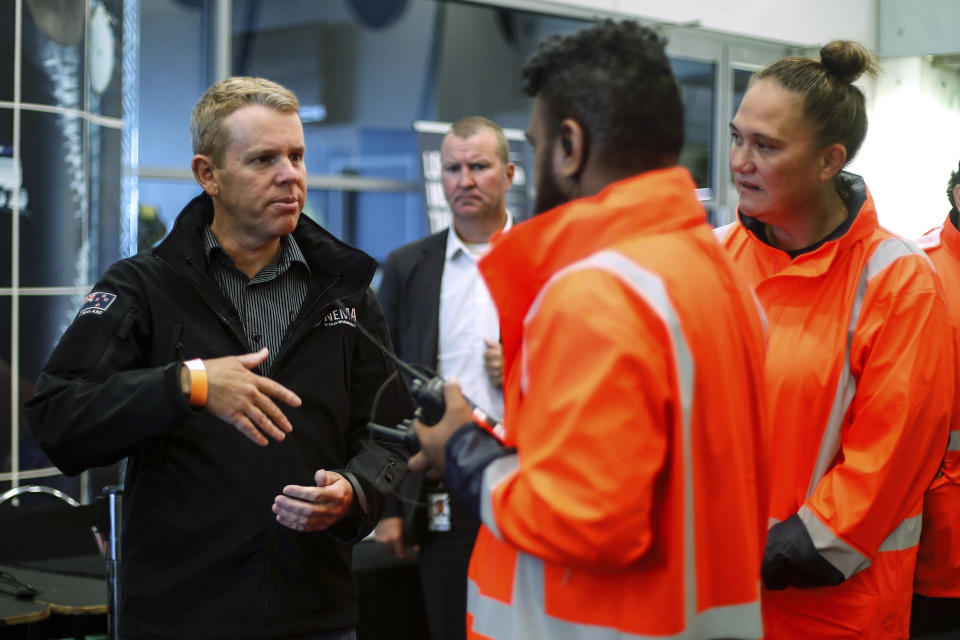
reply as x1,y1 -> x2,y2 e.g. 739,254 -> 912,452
19,110 -> 88,288
20,0 -> 87,108
139,0 -> 211,169
671,58 -> 716,191
91,0 -> 126,121
732,68 -> 754,116
139,0 -> 791,258
225,0 -> 594,257
0,2 -> 12,103
0,109 -> 14,288
309,188 -> 424,264
92,123 -> 125,275
0,296 -> 12,473
138,180 -> 205,246
17,295 -> 82,472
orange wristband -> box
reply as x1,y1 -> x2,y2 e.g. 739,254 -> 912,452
184,359 -> 207,406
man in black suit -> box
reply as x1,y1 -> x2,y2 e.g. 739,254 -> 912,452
374,116 -> 513,640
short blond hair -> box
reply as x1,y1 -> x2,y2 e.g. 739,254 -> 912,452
190,76 -> 299,167
447,116 -> 510,167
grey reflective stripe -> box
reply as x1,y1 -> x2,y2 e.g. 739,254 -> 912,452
949,431 -> 960,452
798,240 -> 930,580
798,505 -> 870,579
863,237 -> 927,281
491,249 -> 761,639
768,517 -> 781,529
805,238 -> 926,497
714,222 -> 735,243
878,514 -> 923,552
798,510 -> 923,580
751,291 -> 768,333
467,556 -> 762,640
480,454 -> 518,540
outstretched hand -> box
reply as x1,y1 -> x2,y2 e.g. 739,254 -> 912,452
185,348 -> 302,446
273,470 -> 356,532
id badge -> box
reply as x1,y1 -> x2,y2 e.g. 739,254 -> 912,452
427,492 -> 452,532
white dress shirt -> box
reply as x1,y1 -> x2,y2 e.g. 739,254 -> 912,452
436,214 -> 511,423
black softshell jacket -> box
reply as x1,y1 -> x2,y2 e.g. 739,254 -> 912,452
25,193 -> 411,639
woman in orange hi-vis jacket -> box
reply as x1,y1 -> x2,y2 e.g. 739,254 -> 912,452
717,41 -> 955,639
911,163 -> 960,638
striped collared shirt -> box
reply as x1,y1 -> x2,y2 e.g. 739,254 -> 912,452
201,225 -> 310,373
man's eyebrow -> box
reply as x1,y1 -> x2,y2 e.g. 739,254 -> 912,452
243,146 -> 277,158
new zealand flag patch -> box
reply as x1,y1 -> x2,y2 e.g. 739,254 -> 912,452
79,291 -> 117,316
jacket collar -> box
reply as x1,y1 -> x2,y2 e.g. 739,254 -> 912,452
733,173 -> 878,280
445,211 -> 513,261
479,166 -> 704,368
941,210 -> 960,259
153,193 -> 377,305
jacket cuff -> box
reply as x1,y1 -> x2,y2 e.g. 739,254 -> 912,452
167,360 -> 199,416
444,422 -> 515,520
762,513 -> 845,590
325,470 -> 366,543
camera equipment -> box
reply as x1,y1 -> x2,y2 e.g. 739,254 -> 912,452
351,314 -> 504,453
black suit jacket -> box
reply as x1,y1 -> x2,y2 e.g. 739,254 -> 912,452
377,230 -> 447,374
376,230 -> 448,542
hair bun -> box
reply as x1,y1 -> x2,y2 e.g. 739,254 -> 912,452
820,40 -> 877,84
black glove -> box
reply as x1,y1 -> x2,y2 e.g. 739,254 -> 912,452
762,513 -> 846,590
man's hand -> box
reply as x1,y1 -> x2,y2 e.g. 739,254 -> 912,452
408,379 -> 474,476
183,348 -> 302,446
272,470 -> 355,532
374,516 -> 415,559
483,339 -> 504,388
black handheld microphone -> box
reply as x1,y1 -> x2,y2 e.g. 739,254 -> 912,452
352,313 -> 504,452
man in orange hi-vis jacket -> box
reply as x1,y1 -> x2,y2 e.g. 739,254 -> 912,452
408,20 -> 768,640
911,162 -> 960,638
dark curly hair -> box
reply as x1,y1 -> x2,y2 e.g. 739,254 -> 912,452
521,19 -> 683,174
948,161 -> 960,211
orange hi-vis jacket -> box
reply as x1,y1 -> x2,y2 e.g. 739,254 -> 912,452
914,214 -> 960,598
718,177 -> 954,639
464,167 -> 769,639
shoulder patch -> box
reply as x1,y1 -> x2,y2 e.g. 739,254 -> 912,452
79,291 -> 117,316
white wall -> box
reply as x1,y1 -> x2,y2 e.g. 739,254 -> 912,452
616,0 -> 876,49
851,57 -> 960,238
478,0 -> 877,48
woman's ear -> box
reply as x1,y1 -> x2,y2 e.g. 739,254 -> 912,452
819,143 -> 848,183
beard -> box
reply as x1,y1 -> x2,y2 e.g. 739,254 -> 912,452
532,152 -> 569,216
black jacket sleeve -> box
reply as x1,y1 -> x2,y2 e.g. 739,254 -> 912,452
24,261 -> 191,476
373,250 -> 410,522
445,422 -> 516,519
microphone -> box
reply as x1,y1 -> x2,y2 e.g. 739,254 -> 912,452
349,308 -> 504,452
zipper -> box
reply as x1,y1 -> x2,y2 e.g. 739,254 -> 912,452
117,306 -> 137,338
271,272 -> 345,372
168,254 -> 249,348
